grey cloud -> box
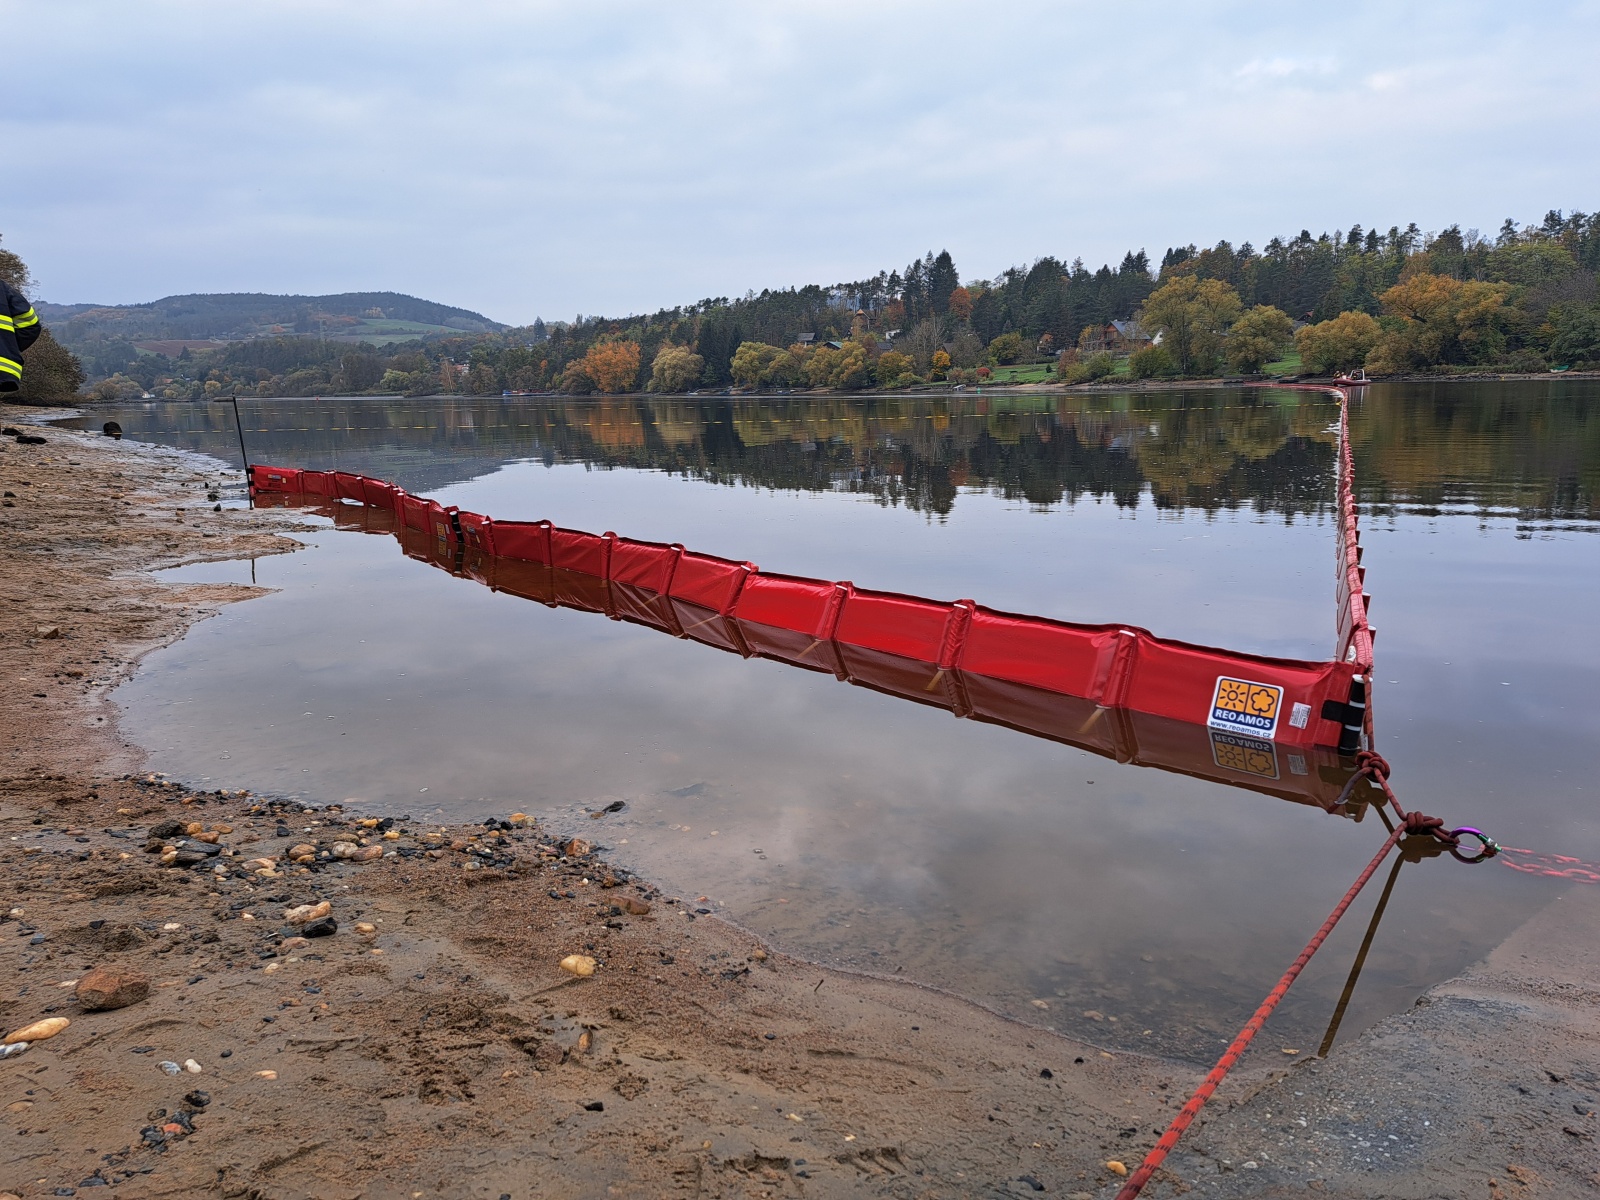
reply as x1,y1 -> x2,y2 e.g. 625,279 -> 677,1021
6,1 -> 1597,321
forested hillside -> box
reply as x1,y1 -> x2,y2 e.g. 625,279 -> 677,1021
35,208 -> 1600,401
39,292 -> 503,384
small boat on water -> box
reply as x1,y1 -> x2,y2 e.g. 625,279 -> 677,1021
1333,369 -> 1371,386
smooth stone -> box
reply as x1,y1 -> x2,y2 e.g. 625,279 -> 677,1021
75,965 -> 150,1012
5,1017 -> 68,1043
283,900 -> 331,925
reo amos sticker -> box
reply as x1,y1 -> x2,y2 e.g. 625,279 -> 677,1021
1209,730 -> 1280,780
1208,676 -> 1284,738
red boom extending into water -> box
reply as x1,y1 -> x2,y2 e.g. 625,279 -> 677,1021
249,443 -> 1377,817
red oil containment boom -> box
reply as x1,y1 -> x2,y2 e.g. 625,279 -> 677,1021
247,389 -> 1379,817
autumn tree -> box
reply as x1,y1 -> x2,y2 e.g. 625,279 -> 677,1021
1295,312 -> 1382,374
1224,305 -> 1295,373
874,350 -> 913,386
802,340 -> 873,389
764,347 -> 808,388
13,331 -> 86,403
1137,276 -> 1243,375
988,332 -> 1024,364
649,344 -> 705,392
581,339 -> 642,393
949,326 -> 984,367
1,234 -> 86,404
731,341 -> 783,388
901,319 -> 943,373
930,349 -> 951,380
947,286 -> 973,322
1365,273 -> 1514,372
1128,344 -> 1176,379
560,360 -> 595,394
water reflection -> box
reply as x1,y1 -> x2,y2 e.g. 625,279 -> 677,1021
65,383 -> 1600,528
1350,381 -> 1600,527
66,389 -> 1343,518
89,381 -> 1600,1064
283,492 -> 1372,815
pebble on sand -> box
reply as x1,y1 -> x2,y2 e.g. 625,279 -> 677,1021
183,1058 -> 203,1073
75,965 -> 151,1012
284,900 -> 332,925
560,954 -> 598,978
5,1017 -> 68,1044
254,1069 -> 278,1080
1105,1161 -> 1128,1177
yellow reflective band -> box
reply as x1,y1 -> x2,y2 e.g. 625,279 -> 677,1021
0,317 -> 14,330
14,308 -> 39,327
0,358 -> 22,378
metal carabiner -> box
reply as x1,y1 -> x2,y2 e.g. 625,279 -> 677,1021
1448,827 -> 1499,864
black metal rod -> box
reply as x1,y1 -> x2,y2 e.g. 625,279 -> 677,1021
1316,850 -> 1405,1056
229,393 -> 249,471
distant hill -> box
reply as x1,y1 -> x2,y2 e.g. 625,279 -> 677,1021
37,291 -> 507,350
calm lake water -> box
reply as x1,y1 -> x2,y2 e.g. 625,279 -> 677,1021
63,382 -> 1600,1062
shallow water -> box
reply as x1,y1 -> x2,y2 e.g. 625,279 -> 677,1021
67,383 -> 1600,1062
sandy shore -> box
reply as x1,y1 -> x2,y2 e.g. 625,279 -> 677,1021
0,405 -> 1593,1200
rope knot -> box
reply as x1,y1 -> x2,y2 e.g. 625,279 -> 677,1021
1355,750 -> 1391,782
1398,810 -> 1460,851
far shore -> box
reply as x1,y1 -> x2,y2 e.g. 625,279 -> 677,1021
28,367 -> 1599,411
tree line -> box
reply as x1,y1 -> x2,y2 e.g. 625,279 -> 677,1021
12,208 -> 1600,404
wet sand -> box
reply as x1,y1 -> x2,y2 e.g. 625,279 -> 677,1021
0,405 -> 1594,1199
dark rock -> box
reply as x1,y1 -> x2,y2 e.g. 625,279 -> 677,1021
583,1100 -> 605,1112
301,916 -> 337,938
148,820 -> 186,841
102,421 -> 123,438
184,1089 -> 210,1107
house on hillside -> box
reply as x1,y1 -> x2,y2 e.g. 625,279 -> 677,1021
1107,320 -> 1153,352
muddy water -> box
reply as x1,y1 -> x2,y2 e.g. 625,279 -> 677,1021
70,383 -> 1600,1062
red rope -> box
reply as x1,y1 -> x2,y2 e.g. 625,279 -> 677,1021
1498,847 -> 1600,884
1114,757 -> 1459,1199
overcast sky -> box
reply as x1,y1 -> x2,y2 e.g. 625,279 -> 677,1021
6,1 -> 1597,325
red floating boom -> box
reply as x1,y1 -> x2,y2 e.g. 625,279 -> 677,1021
248,403 -> 1380,817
